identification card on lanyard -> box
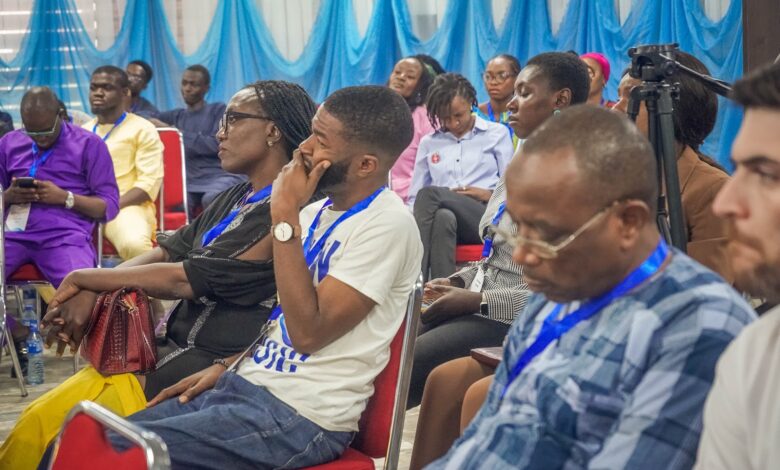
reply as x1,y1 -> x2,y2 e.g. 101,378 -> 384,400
469,267 -> 485,292
5,203 -> 31,232
500,239 -> 670,399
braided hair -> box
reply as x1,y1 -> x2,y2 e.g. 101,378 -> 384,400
425,73 -> 477,129
244,80 -> 317,159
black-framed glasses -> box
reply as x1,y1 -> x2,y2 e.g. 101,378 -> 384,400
483,71 -> 516,83
23,116 -> 60,137
219,110 -> 272,137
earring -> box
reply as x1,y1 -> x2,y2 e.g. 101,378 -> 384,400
267,140 -> 274,147
553,109 -> 561,116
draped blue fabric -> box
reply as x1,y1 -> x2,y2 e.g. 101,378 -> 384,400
0,0 -> 743,168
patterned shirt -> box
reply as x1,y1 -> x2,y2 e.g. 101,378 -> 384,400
451,176 -> 528,324
428,251 -> 755,469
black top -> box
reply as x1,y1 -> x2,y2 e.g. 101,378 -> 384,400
156,181 -> 276,363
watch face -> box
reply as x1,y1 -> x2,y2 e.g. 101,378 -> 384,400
274,222 -> 293,241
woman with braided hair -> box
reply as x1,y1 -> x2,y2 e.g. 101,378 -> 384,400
0,80 -> 318,468
408,72 -> 514,281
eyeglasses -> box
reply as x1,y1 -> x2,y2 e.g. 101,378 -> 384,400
487,202 -> 618,259
23,116 -> 60,137
219,110 -> 272,137
483,71 -> 516,83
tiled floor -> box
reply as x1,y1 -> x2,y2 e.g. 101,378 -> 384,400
0,348 -> 420,470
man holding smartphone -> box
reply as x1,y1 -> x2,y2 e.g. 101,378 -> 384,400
1,87 -> 119,288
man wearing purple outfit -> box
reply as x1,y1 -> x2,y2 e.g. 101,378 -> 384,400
1,87 -> 119,287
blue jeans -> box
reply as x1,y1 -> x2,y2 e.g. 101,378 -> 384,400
111,372 -> 353,469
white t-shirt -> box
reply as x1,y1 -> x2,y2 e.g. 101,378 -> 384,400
237,189 -> 423,432
695,305 -> 780,470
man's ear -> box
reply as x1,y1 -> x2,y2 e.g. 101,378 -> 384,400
356,154 -> 380,177
617,200 -> 652,246
555,88 -> 572,108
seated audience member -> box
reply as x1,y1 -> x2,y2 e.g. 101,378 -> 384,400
581,52 -> 615,107
427,106 -> 755,469
0,106 -> 14,137
411,51 -> 590,404
0,87 -> 118,382
409,51 -> 591,467
612,51 -> 732,281
125,59 -> 159,119
151,65 -> 244,217
476,54 -> 521,141
409,73 -> 514,281
1,87 -> 118,287
695,61 -> 780,470
84,65 -> 164,260
41,86 -> 421,469
0,81 -> 317,469
387,56 -> 436,203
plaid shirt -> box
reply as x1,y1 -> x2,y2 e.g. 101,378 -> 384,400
428,251 -> 755,470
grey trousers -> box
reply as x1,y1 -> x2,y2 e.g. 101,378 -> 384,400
413,186 -> 487,281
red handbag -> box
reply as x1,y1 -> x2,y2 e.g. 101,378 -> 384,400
81,288 -> 157,375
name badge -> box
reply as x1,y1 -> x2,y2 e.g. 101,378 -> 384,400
5,203 -> 31,232
469,266 -> 485,293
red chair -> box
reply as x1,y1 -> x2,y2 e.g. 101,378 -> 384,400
456,244 -> 483,264
49,400 -> 170,470
47,278 -> 423,470
305,276 -> 423,470
156,128 -> 189,232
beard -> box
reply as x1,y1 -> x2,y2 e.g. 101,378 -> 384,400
735,261 -> 780,304
315,159 -> 350,194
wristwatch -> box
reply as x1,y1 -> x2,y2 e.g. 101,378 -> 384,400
479,293 -> 489,316
64,191 -> 75,209
273,222 -> 301,242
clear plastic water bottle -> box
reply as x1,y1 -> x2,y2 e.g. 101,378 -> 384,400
26,322 -> 45,385
21,305 -> 37,326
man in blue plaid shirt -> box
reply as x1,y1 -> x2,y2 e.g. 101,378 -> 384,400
428,106 -> 755,469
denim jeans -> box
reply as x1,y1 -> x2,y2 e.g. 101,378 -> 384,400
111,372 -> 354,470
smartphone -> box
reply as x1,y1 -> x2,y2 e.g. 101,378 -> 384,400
15,177 -> 36,188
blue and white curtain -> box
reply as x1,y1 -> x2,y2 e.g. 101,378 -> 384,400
0,0 -> 743,168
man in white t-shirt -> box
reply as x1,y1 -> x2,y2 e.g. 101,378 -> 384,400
694,61 -> 780,469
100,86 -> 422,469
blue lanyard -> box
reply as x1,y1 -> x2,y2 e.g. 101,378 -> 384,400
269,187 -> 386,323
29,142 -> 54,178
92,112 -> 127,142
201,184 -> 273,247
481,201 -> 506,258
302,187 -> 385,267
501,239 -> 670,398
487,102 -> 514,139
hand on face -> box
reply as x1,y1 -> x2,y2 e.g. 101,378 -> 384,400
271,148 -> 330,218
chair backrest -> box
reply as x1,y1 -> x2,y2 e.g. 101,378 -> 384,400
351,276 -> 422,466
50,401 -> 170,470
157,128 -> 189,230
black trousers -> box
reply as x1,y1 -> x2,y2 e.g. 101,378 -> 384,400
407,313 -> 510,409
413,186 -> 487,281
